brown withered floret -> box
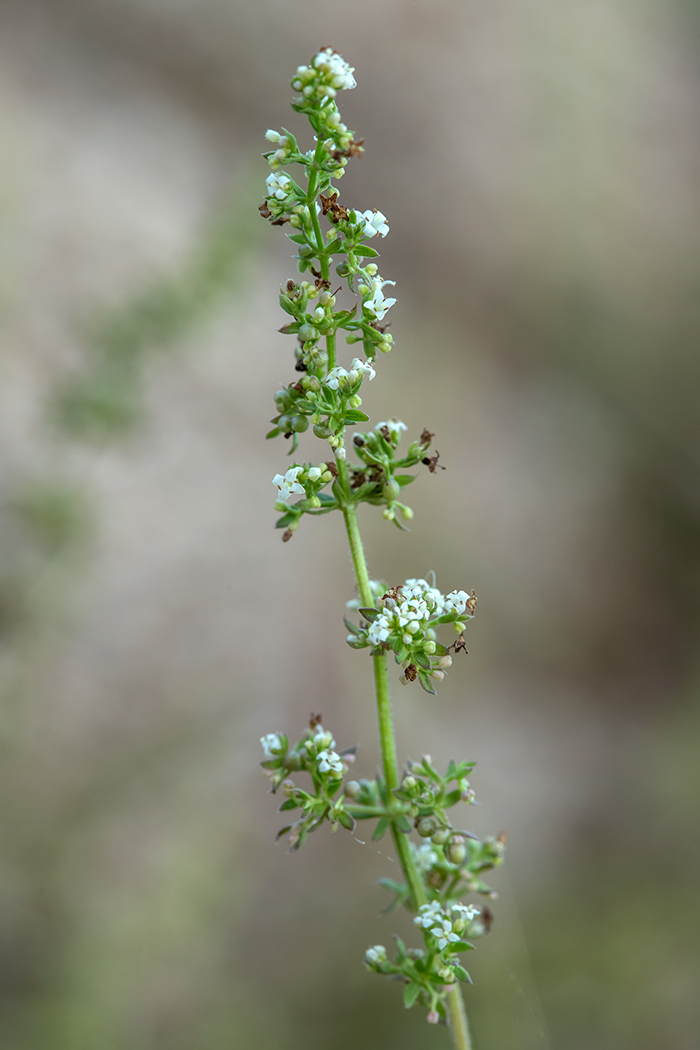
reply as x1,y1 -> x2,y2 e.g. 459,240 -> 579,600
309,713 -> 323,729
422,450 -> 446,473
282,529 -> 294,543
420,428 -> 435,445
259,201 -> 272,219
403,663 -> 418,682
319,191 -> 349,224
330,138 -> 365,162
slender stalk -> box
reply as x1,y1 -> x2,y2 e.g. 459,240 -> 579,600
338,475 -> 473,1050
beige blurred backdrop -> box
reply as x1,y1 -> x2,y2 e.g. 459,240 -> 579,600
1,1 -> 699,1048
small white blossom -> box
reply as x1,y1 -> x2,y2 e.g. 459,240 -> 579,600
435,918 -> 461,951
260,733 -> 283,758
365,945 -> 387,964
362,279 -> 396,320
325,366 -> 349,390
367,617 -> 391,646
451,902 -> 480,921
351,358 -> 376,380
306,466 -> 322,482
317,749 -> 344,776
413,843 -> 439,873
351,208 -> 390,238
414,901 -> 444,929
265,172 -> 292,200
272,466 -> 305,502
312,726 -> 336,750
312,48 -> 357,91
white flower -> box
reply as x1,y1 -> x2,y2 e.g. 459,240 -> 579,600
312,49 -> 356,91
367,616 -> 391,646
312,726 -> 335,750
325,366 -> 349,390
434,917 -> 461,951
451,903 -> 480,922
363,280 -> 397,320
265,129 -> 282,143
272,466 -> 305,502
260,733 -> 283,758
413,843 -> 439,873
414,901 -> 444,929
306,466 -> 322,482
365,945 -> 387,964
351,208 -> 390,238
376,419 -> 407,439
317,749 -> 344,776
351,358 -> 376,380
265,172 -> 292,200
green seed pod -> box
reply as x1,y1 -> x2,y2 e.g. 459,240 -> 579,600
298,323 -> 319,341
274,389 -> 293,411
382,477 -> 401,503
277,413 -> 294,433
290,414 -> 309,433
431,827 -> 451,846
447,836 -> 467,865
313,422 -> 332,439
416,817 -> 437,838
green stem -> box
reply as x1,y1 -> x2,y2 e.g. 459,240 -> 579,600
338,473 -> 472,1050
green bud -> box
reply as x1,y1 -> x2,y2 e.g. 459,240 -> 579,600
402,775 -> 416,791
383,477 -> 401,503
431,827 -> 451,846
298,323 -> 319,341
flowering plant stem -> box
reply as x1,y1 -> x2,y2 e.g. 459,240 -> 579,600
259,48 -> 505,1043
341,493 -> 473,1050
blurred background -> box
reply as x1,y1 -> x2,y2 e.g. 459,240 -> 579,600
1,1 -> 699,1048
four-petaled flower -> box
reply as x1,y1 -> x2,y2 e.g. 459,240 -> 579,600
351,358 -> 376,380
363,279 -> 397,320
272,467 -> 305,502
265,172 -> 292,200
317,749 -> 344,776
352,208 -> 390,238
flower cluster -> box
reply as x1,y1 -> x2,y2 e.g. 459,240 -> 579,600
345,578 -> 477,693
259,720 -> 360,849
363,900 -> 478,1023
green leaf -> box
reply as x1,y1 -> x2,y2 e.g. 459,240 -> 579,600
344,409 -> 370,423
395,473 -> 417,486
372,817 -> 391,841
278,798 -> 299,811
393,935 -> 407,962
451,940 -> 475,953
275,825 -> 292,841
453,965 -> 472,983
394,814 -> 412,834
418,671 -> 437,695
444,789 -> 462,808
403,983 -> 421,1009
414,651 -> 431,671
265,427 -> 280,439
358,607 -> 379,622
343,616 -> 359,633
335,809 -> 356,832
355,246 -> 379,258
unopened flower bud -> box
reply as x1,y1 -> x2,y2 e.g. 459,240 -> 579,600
298,323 -> 318,341
345,780 -> 361,798
282,779 -> 295,796
402,775 -> 416,791
438,655 -> 453,668
431,827 -> 451,846
427,1011 -> 440,1025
